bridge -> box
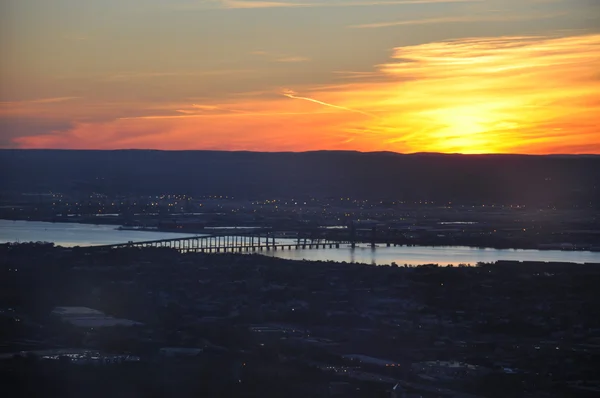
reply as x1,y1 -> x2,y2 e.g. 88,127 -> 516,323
94,230 -> 349,253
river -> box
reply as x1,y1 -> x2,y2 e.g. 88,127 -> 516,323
1,220 -> 599,266
0,220 -> 199,247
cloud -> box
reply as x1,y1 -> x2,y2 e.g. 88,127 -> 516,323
175,0 -> 482,10
350,12 -> 566,28
12,109 -> 357,151
329,34 -> 600,154
0,97 -> 81,108
7,34 -> 600,154
0,118 -> 75,148
282,89 -> 376,117
102,70 -> 249,82
275,56 -> 310,63
250,51 -> 310,63
220,0 -> 310,8
30,97 -> 82,104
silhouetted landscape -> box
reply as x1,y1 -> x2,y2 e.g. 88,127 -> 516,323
2,150 -> 599,206
1,149 -> 600,397
2,244 -> 600,397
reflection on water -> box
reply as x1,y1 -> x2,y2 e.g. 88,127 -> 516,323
264,243 -> 600,266
1,220 -> 599,266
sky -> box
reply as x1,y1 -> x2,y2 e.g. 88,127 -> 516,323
1,0 -> 599,154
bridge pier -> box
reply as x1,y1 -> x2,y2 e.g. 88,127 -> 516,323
103,233 -> 349,254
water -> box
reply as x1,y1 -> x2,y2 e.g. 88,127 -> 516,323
264,244 -> 600,266
1,220 -> 599,266
0,220 -> 199,247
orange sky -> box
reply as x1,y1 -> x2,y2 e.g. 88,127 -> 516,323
1,1 -> 599,154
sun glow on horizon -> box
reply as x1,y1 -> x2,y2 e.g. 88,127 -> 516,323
4,34 -> 600,154
326,34 -> 600,154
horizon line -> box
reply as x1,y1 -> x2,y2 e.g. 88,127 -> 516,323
0,148 -> 598,157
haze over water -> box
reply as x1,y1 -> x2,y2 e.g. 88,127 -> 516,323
2,220 -> 598,266
0,220 -> 197,247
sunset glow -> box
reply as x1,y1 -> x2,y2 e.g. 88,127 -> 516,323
1,1 -> 599,153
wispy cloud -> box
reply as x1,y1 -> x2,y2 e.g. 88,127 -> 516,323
220,0 -> 309,8
117,111 -> 336,120
282,89 -> 375,117
1,97 -> 81,107
175,0 -> 481,10
103,70 -> 249,82
250,51 -> 310,63
275,56 -> 311,63
350,12 -> 566,28
0,97 -> 83,117
116,99 -> 340,120
332,71 -> 382,81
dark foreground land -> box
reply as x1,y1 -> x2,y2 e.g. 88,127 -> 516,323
3,150 -> 599,252
2,244 -> 600,397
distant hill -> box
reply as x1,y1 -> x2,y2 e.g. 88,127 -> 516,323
1,150 -> 599,206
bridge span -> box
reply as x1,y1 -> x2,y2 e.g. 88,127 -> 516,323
94,232 -> 348,253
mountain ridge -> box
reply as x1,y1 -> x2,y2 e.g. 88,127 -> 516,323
1,149 -> 599,206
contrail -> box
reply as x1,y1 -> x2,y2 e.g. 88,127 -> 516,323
282,89 -> 375,117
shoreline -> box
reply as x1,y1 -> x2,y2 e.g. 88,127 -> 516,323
2,217 -> 599,253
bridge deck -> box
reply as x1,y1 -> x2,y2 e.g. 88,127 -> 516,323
91,233 -> 349,252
